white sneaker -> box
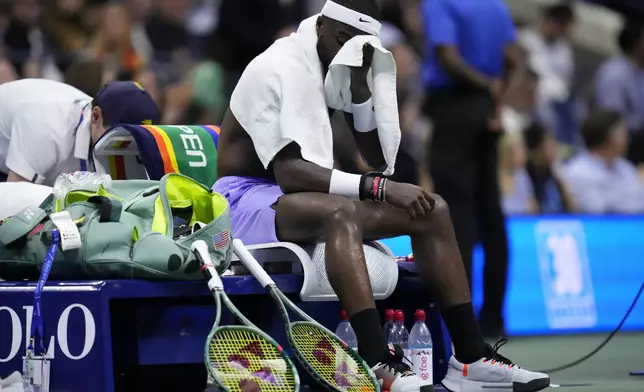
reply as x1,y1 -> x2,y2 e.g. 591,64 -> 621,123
371,345 -> 435,392
441,342 -> 550,392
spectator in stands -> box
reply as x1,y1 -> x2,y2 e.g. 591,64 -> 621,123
3,0 -> 43,77
502,67 -> 539,134
124,0 -> 154,65
421,0 -> 523,337
519,3 -> 576,144
0,58 -> 16,83
213,0 -> 297,99
86,2 -> 144,82
387,36 -> 425,186
500,132 -> 536,215
562,109 -> 644,214
524,123 -> 573,214
41,0 -> 93,72
145,0 -> 192,82
64,59 -> 104,97
594,21 -> 644,165
0,1 -> 10,34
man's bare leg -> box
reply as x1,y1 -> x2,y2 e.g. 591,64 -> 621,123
356,197 -> 488,364
273,193 -> 387,366
275,192 -> 488,365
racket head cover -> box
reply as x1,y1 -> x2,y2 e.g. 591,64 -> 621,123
287,321 -> 378,392
206,325 -> 299,392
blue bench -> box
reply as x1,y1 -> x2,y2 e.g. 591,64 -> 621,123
0,267 -> 452,392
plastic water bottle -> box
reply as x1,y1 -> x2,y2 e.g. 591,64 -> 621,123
409,309 -> 433,384
335,310 -> 358,352
383,309 -> 394,340
53,171 -> 112,198
389,310 -> 411,367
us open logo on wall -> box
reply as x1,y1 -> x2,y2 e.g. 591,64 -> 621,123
535,220 -> 597,330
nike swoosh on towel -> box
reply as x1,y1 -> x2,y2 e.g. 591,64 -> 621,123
359,18 -> 370,23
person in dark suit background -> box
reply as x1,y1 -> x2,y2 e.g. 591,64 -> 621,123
421,0 -> 524,337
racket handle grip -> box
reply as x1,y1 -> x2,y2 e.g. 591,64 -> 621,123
191,240 -> 222,289
232,239 -> 276,288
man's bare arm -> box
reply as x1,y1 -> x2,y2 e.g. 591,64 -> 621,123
272,142 -> 333,194
331,111 -> 374,173
6,171 -> 30,182
500,43 -> 525,99
342,113 -> 386,170
435,45 -> 494,90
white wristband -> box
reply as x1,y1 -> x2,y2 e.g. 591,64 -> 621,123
329,169 -> 361,200
351,98 -> 377,133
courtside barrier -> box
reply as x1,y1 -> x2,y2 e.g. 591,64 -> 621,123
386,215 -> 644,335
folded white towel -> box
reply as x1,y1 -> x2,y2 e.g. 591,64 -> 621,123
324,34 -> 400,176
229,14 -> 400,176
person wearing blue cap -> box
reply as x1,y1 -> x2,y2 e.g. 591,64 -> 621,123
0,78 -> 160,185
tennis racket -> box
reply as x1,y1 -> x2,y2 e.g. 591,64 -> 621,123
192,240 -> 300,392
232,239 -> 380,392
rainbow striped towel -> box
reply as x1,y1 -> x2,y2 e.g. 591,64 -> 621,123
112,124 -> 221,187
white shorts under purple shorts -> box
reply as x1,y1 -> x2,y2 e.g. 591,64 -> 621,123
212,176 -> 284,245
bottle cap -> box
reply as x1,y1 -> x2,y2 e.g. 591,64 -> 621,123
394,310 -> 404,322
414,309 -> 426,322
340,310 -> 349,320
384,309 -> 394,321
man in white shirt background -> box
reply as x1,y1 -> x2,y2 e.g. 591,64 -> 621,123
0,78 -> 160,185
562,109 -> 644,214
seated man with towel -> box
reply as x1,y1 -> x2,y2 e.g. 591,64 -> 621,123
214,1 -> 550,391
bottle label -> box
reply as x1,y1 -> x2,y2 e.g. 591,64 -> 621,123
411,348 -> 432,384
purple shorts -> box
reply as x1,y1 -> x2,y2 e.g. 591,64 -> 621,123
213,176 -> 284,245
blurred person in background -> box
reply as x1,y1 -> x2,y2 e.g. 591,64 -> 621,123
86,2 -> 144,81
41,0 -> 93,72
382,29 -> 426,186
594,21 -> 644,166
524,123 -> 573,214
378,0 -> 424,55
519,3 -> 576,143
563,109 -> 644,214
145,0 -> 191,81
499,132 -> 536,215
186,0 -> 221,58
421,0 -> 523,337
64,59 -> 104,96
3,0 -> 44,78
213,0 -> 299,100
123,0 -> 154,66
502,67 -> 539,134
0,58 -> 16,83
0,0 -> 10,34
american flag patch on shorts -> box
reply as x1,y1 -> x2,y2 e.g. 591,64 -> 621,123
212,230 -> 230,250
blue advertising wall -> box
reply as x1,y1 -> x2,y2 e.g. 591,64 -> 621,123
382,216 -> 644,335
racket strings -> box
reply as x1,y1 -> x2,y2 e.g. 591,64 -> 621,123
290,323 -> 377,392
209,328 -> 297,392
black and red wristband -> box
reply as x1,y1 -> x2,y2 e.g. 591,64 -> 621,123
359,172 -> 387,202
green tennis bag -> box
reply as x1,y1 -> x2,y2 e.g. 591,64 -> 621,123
0,173 -> 232,281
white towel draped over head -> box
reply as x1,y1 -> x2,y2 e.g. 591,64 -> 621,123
229,2 -> 400,176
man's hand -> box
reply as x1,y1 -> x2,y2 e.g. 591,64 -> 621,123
385,180 -> 435,220
350,43 -> 374,101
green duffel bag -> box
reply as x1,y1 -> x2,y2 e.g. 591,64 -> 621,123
0,173 -> 232,280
